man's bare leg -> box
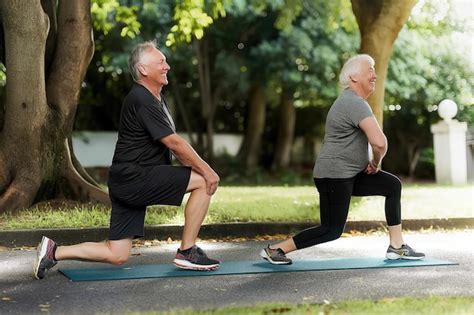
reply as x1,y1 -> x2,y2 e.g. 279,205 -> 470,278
55,238 -> 133,265
180,171 -> 211,250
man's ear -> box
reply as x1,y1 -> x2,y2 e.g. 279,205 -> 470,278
350,75 -> 357,83
138,64 -> 147,77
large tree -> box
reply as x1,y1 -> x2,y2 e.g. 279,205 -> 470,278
0,0 -> 227,213
0,1 -> 109,214
351,0 -> 418,125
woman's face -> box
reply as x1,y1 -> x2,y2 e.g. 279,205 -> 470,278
357,60 -> 377,97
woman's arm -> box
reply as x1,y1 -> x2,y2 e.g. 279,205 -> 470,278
359,116 -> 387,172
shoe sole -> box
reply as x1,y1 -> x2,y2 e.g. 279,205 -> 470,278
173,259 -> 220,271
259,249 -> 292,265
386,252 -> 425,260
33,236 -> 48,279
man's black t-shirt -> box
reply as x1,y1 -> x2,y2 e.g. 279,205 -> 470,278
108,83 -> 176,187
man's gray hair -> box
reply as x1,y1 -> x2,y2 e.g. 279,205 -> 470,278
128,40 -> 157,81
339,54 -> 374,90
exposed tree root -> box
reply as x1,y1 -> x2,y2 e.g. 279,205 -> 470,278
62,139 -> 111,206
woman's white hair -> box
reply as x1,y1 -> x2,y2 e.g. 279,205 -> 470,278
339,54 -> 374,90
128,40 -> 157,82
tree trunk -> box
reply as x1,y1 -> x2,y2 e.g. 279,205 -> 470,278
407,143 -> 420,178
41,0 -> 58,74
272,87 -> 295,169
238,82 -> 266,168
170,76 -> 197,147
0,0 -> 109,214
195,38 -> 217,165
351,0 -> 417,126
0,0 -> 50,212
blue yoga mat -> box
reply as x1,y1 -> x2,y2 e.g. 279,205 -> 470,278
59,257 -> 456,282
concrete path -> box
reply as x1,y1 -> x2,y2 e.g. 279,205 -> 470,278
1,230 -> 473,314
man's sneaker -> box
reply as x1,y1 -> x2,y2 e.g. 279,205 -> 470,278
34,236 -> 58,279
173,245 -> 220,271
386,244 -> 425,260
260,245 -> 292,265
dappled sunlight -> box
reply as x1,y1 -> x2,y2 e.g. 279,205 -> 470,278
0,250 -> 36,280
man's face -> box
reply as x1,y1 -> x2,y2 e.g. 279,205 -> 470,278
355,60 -> 376,97
140,48 -> 170,86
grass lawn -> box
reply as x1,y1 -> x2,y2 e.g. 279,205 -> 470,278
0,184 -> 472,230
145,296 -> 474,315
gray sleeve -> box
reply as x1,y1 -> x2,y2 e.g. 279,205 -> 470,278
346,99 -> 373,127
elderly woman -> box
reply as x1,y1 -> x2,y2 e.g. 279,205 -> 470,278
261,54 -> 424,265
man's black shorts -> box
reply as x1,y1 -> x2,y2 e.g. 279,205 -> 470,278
108,165 -> 191,240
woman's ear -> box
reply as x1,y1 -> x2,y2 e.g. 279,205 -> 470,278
350,75 -> 357,83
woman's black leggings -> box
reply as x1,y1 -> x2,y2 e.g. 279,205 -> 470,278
292,170 -> 402,250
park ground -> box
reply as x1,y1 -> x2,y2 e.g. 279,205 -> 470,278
1,229 -> 473,314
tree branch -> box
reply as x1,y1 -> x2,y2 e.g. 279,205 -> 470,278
41,0 -> 58,75
46,0 -> 94,124
61,139 -> 111,206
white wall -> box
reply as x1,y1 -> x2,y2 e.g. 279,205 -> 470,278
72,131 -> 243,167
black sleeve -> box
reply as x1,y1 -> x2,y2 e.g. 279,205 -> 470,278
137,103 -> 174,141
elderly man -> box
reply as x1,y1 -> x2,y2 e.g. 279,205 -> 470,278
260,54 -> 425,264
34,41 -> 220,279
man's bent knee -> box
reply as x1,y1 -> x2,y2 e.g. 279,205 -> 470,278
186,171 -> 206,192
106,239 -> 132,265
108,254 -> 130,265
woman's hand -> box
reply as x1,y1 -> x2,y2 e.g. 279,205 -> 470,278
365,160 -> 380,175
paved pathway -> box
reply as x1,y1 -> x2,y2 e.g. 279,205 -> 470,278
1,230 -> 473,314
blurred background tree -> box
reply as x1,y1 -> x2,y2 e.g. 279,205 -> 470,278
73,0 -> 472,181
383,0 -> 474,178
1,0 -> 471,211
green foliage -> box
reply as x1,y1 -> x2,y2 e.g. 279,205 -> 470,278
91,0 -> 141,38
166,0 -> 228,46
382,0 -> 474,176
273,0 -> 303,30
0,63 -> 5,87
407,0 -> 471,36
458,104 -> 474,126
77,0 -> 472,178
254,0 -> 358,92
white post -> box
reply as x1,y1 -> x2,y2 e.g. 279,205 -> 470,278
430,99 -> 468,184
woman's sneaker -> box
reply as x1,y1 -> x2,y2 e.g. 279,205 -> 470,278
386,244 -> 425,260
173,245 -> 220,271
260,245 -> 292,265
34,236 -> 58,279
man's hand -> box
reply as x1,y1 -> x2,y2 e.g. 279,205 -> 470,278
365,160 -> 380,175
161,133 -> 220,195
204,171 -> 220,195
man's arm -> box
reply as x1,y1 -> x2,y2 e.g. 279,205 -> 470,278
359,116 -> 388,174
160,133 -> 219,195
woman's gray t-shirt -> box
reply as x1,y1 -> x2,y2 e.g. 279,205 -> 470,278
313,89 -> 373,178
